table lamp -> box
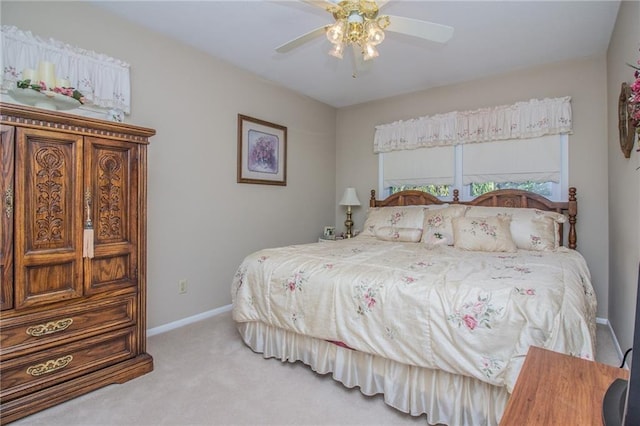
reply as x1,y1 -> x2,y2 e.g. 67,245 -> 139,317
339,187 -> 360,238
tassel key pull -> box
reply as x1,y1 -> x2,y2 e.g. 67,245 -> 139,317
83,190 -> 94,259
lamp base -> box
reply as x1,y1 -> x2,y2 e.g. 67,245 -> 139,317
344,207 -> 354,238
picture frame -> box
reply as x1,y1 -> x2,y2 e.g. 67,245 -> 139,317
323,226 -> 336,239
237,114 -> 287,185
618,82 -> 636,159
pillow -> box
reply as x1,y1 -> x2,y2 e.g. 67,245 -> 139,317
452,216 -> 517,252
362,206 -> 427,237
422,232 -> 450,247
374,226 -> 422,243
420,204 -> 468,246
510,216 -> 558,251
464,206 -> 566,251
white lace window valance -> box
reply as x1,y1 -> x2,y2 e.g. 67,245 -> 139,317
1,25 -> 131,114
374,96 -> 572,153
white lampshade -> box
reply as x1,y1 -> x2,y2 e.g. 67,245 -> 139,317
339,187 -> 361,206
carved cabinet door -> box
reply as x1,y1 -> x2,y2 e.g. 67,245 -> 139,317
14,128 -> 84,309
83,137 -> 139,296
0,125 -> 15,310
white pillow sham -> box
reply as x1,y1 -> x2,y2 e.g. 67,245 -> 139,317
374,226 -> 423,243
362,205 -> 446,237
452,216 -> 517,252
420,205 -> 468,246
464,206 -> 565,251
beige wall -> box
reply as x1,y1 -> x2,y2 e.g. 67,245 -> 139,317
4,1 -> 636,343
606,0 -> 640,353
335,56 -> 611,318
1,1 -> 337,328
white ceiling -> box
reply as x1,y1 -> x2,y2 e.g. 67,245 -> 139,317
93,0 -> 620,108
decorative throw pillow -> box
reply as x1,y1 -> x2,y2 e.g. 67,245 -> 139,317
420,204 -> 468,246
422,232 -> 450,247
374,226 -> 422,243
464,206 -> 565,250
452,216 -> 517,252
510,216 -> 558,251
362,206 -> 426,237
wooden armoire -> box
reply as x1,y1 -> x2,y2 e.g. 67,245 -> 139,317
0,102 -> 154,424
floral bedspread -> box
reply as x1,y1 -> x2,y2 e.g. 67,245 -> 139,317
231,236 -> 597,392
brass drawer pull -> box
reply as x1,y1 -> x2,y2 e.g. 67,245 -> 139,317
26,355 -> 73,376
25,318 -> 74,337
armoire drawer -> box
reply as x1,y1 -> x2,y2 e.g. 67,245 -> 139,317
0,326 -> 137,402
0,295 -> 137,359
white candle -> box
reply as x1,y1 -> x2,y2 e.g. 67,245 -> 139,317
56,78 -> 71,88
37,61 -> 56,90
22,68 -> 37,82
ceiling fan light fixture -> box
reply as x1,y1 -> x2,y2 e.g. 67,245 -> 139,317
362,43 -> 379,61
347,21 -> 364,43
365,21 -> 385,45
276,0 -> 455,69
323,1 -> 390,62
376,15 -> 390,30
328,42 -> 345,59
326,20 -> 346,44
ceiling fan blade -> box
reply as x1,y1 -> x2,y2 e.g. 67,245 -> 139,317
299,0 -> 335,10
275,25 -> 329,53
385,15 -> 454,43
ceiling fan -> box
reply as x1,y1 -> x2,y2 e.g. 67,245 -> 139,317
276,0 -> 454,62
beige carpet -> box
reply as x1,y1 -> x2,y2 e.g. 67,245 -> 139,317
12,311 -> 622,426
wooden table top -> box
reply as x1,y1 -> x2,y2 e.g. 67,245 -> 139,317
500,346 -> 630,426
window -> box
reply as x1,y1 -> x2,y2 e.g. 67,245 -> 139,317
380,145 -> 454,198
380,135 -> 567,201
390,184 -> 451,197
470,181 -> 553,197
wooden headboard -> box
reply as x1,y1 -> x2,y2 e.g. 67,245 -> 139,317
370,188 -> 578,249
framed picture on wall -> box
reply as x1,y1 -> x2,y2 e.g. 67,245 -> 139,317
237,114 -> 287,185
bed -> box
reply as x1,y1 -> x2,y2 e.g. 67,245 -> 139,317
231,188 -> 596,426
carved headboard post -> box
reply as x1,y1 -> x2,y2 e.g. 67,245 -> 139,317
568,187 -> 577,250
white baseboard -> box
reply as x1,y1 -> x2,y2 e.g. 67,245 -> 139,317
596,316 -> 626,367
147,304 -> 232,337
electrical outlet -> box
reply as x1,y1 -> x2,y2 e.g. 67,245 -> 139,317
178,279 -> 188,294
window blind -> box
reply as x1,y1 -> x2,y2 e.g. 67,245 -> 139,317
382,145 -> 455,187
462,135 -> 561,185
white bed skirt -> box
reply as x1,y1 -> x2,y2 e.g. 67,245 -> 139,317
237,321 -> 509,426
